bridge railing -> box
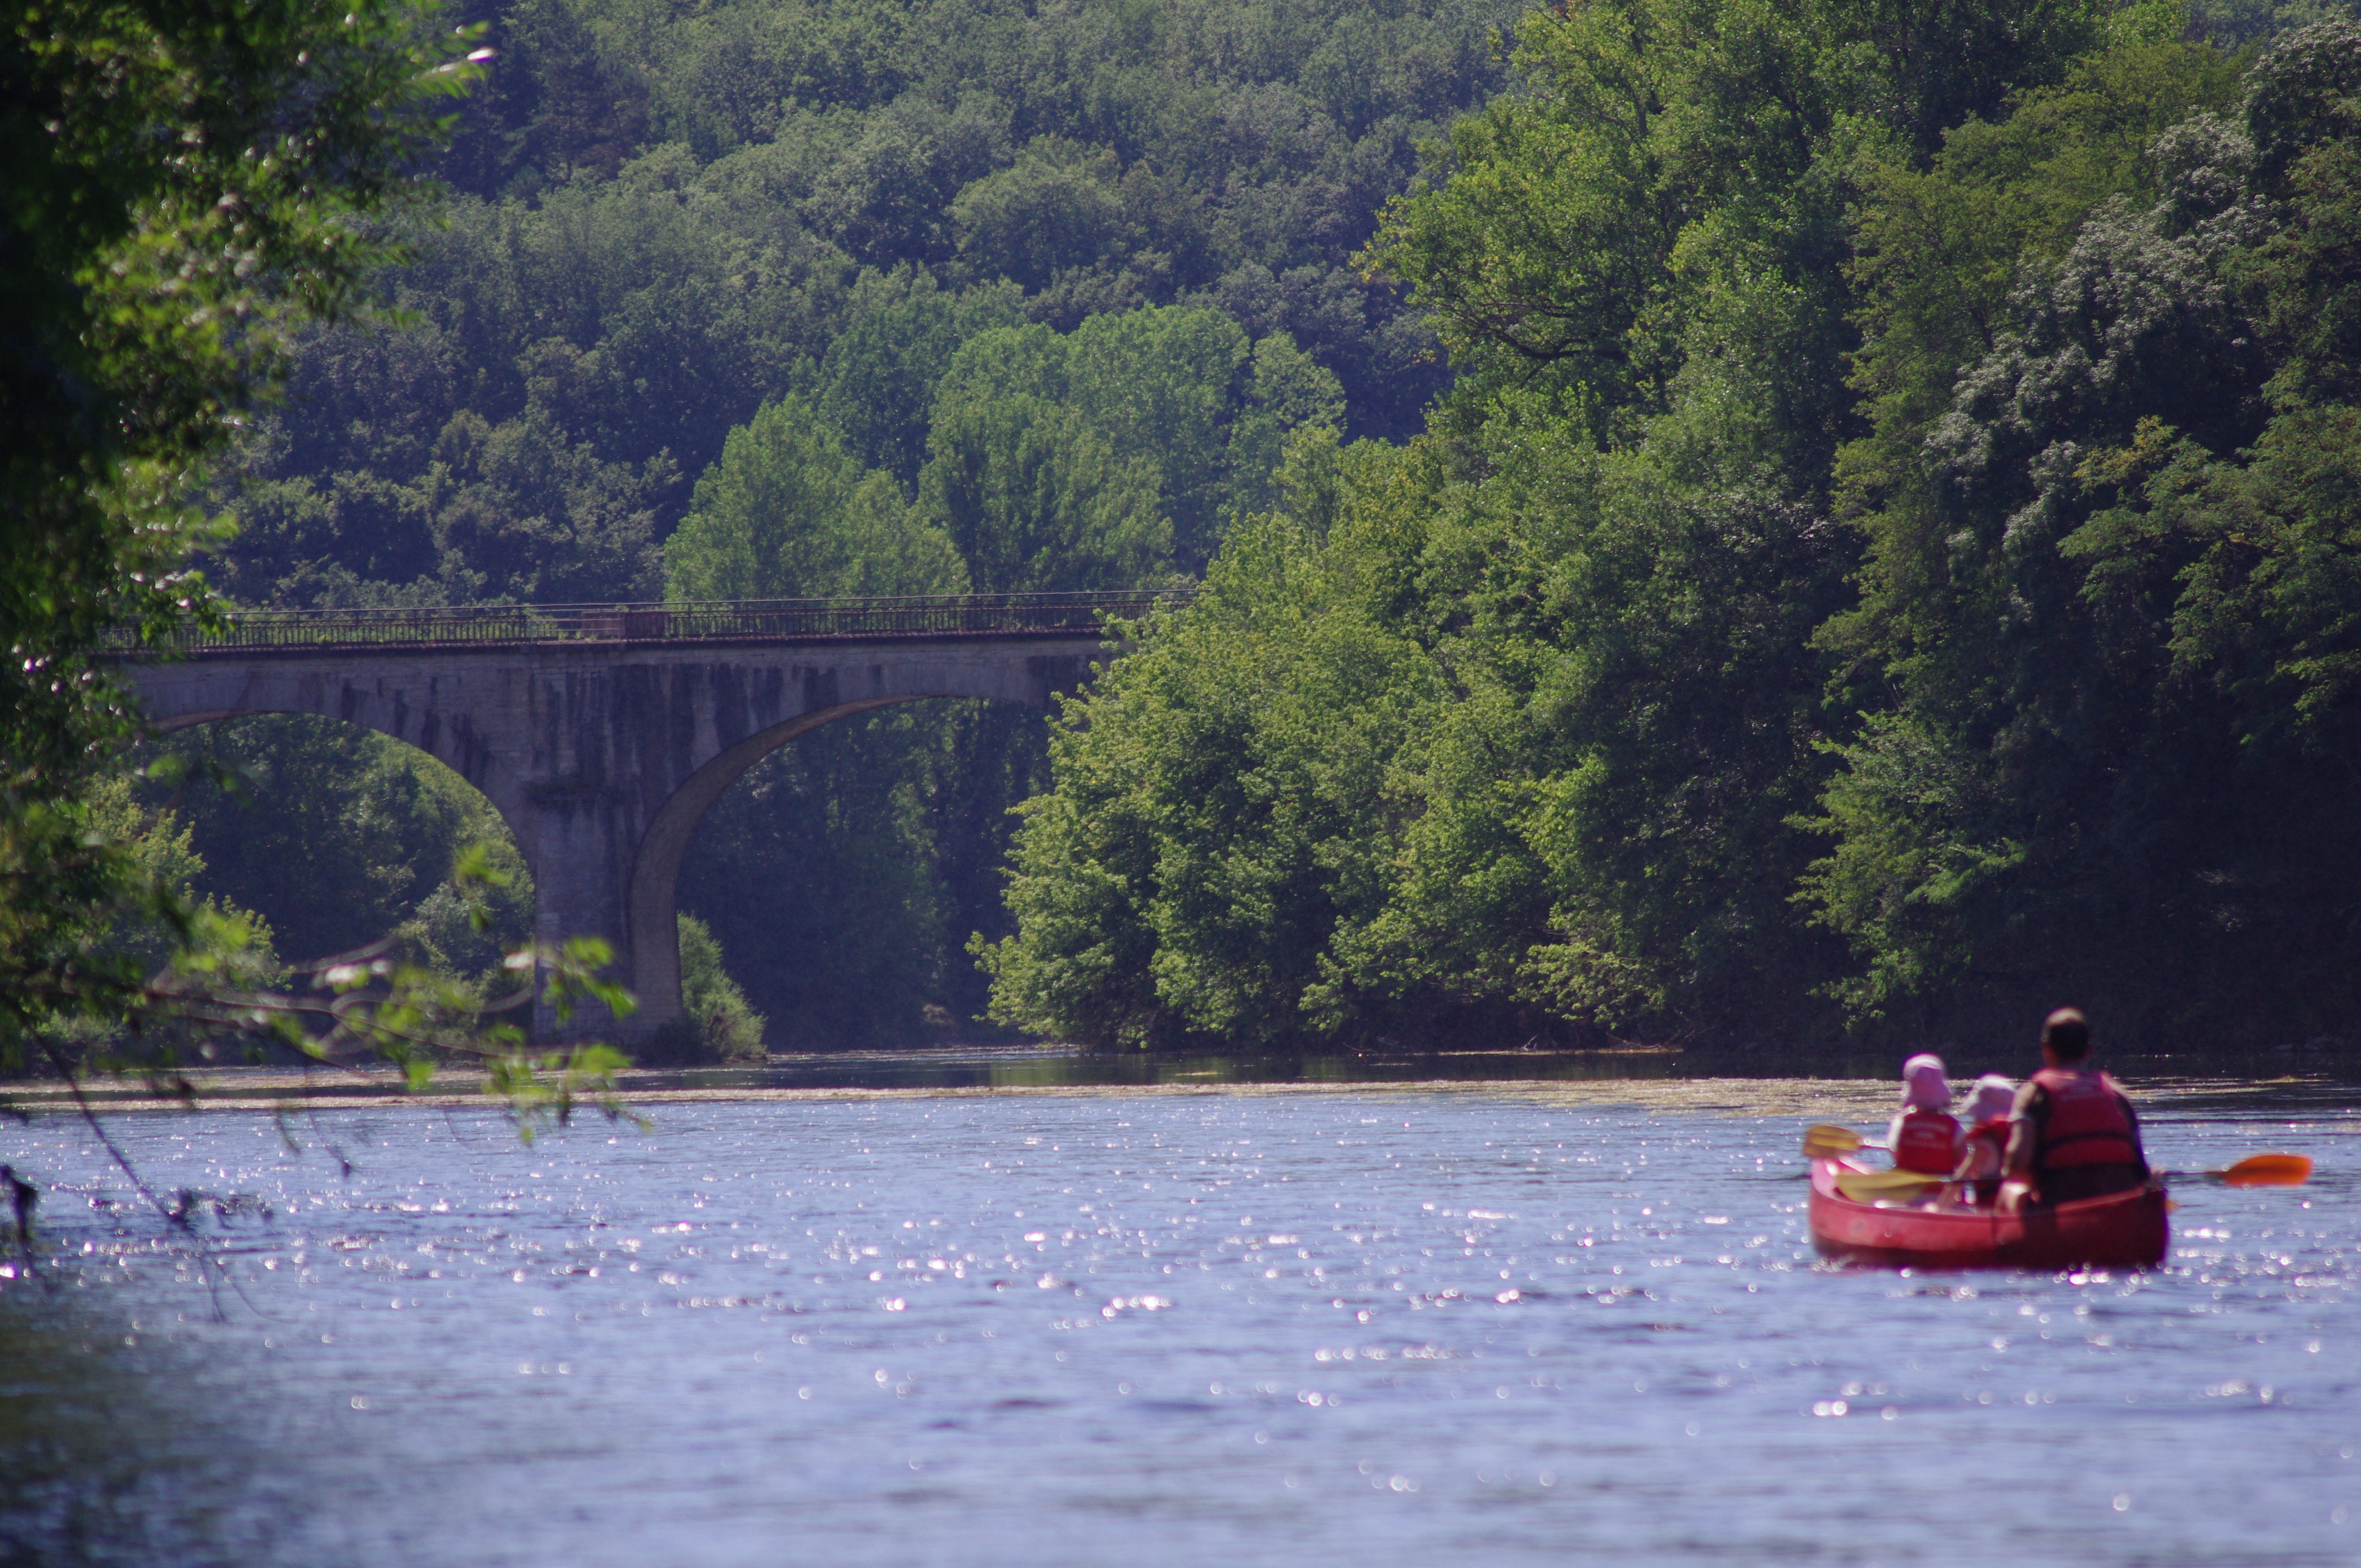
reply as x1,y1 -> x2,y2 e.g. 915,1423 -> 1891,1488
110,591 -> 1195,652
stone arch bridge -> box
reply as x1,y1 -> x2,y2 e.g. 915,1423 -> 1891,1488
113,594 -> 1179,1047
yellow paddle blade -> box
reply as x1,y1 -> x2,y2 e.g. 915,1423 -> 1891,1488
1802,1123 -> 1865,1159
2219,1153 -> 2312,1188
1834,1168 -> 1945,1204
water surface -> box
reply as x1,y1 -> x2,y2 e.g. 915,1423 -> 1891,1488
2,1077 -> 2354,1566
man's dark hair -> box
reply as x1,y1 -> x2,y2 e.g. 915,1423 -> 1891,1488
2041,1006 -> 2092,1061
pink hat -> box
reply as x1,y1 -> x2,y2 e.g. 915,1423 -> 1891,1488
1970,1073 -> 2015,1121
1900,1053 -> 1951,1110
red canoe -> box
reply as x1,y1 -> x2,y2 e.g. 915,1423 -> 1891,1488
1808,1157 -> 2169,1270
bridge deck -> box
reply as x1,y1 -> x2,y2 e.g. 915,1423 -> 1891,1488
108,591 -> 1190,656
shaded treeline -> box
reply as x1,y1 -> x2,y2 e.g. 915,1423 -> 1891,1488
981,1 -> 2361,1055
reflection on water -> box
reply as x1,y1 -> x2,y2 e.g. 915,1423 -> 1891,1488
1,1075 -> 2356,1566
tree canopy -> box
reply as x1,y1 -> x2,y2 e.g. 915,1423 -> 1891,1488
147,0 -> 1483,1048
986,4 -> 2361,1055
46,0 -> 2361,1060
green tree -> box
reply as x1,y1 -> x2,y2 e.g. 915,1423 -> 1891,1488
1063,307 -> 1254,571
1223,331 -> 1350,520
664,394 -> 966,600
4,0 -> 626,1118
1804,45 -> 2257,1009
918,396 -> 1172,592
980,431 -> 1455,1048
3,0 -> 464,1055
1802,24 -> 2361,1045
221,0 -> 1517,619
676,912 -> 767,1061
952,139 -> 1134,292
813,277 -> 1025,487
917,306 -> 1341,579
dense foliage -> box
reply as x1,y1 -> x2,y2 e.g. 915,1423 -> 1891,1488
210,0 -> 1516,614
118,0 -> 2361,1057
2,0 -> 459,1065
175,0 -> 1487,1047
3,0 -> 629,1110
984,3 -> 2361,1054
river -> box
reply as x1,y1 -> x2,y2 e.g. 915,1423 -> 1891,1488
1,1072 -> 2354,1566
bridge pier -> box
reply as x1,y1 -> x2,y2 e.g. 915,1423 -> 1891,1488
119,619 -> 1116,1051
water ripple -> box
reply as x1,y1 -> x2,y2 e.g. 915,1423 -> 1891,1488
0,1082 -> 2354,1566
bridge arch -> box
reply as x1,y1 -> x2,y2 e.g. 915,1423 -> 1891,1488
625,694 -> 923,1047
110,597 -> 1153,1048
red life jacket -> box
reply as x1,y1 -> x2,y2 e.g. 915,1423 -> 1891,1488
1892,1108 -> 1964,1174
1962,1115 -> 2010,1177
2028,1066 -> 2141,1170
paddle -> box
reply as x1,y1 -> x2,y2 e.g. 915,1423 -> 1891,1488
2200,1153 -> 2313,1187
1803,1126 -> 1949,1201
1831,1167 -> 1949,1204
1808,1124 -> 2311,1189
1802,1123 -> 1887,1159
1831,1155 -> 2308,1201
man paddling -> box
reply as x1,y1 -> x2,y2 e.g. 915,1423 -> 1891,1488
1999,1007 -> 2150,1212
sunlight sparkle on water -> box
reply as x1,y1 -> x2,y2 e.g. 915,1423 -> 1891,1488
0,1077 -> 2355,1566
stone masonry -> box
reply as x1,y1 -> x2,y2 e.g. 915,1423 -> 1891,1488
118,635 -> 1107,1045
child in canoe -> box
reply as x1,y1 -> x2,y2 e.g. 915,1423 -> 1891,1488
1950,1074 -> 2016,1201
1886,1053 -> 1965,1175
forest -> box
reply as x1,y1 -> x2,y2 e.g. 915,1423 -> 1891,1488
144,0 -> 2361,1058
155,0 -> 1505,1053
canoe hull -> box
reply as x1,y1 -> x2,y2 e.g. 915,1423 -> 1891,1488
1808,1159 -> 2168,1270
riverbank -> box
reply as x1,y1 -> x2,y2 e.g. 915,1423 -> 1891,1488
4,1047 -> 2353,1117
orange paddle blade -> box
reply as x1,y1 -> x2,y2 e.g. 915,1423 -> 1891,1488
2218,1153 -> 2311,1187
